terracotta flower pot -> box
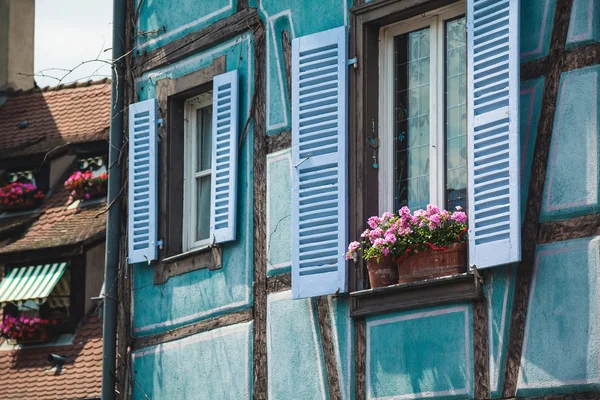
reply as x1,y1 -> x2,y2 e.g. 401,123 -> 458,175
396,242 -> 467,284
367,256 -> 398,288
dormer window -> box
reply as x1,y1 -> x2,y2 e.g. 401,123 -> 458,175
79,156 -> 107,177
0,169 -> 45,214
64,156 -> 108,203
8,170 -> 36,186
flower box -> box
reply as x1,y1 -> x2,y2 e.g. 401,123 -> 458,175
347,204 -> 468,289
64,170 -> 108,201
0,314 -> 53,345
396,242 -> 467,284
0,182 -> 45,212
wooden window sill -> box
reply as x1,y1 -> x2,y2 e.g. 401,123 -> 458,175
154,245 -> 223,285
350,272 -> 483,317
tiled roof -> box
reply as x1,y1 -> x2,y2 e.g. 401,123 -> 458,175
0,312 -> 103,400
0,79 -> 111,158
0,183 -> 107,254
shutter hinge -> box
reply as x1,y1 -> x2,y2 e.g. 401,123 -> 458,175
157,118 -> 164,127
347,57 -> 358,69
157,240 -> 164,250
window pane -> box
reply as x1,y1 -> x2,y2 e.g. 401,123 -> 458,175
196,175 -> 211,241
394,27 -> 431,211
197,106 -> 213,172
444,17 -> 467,211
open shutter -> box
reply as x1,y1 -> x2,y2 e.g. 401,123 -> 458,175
291,26 -> 348,299
467,0 -> 521,268
209,70 -> 239,243
128,99 -> 158,264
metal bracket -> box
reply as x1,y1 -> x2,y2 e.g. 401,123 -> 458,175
157,240 -> 164,250
347,57 -> 358,69
157,118 -> 164,127
294,154 -> 311,169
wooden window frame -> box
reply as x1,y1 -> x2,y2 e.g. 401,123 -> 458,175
151,56 -> 226,285
349,0 -> 480,316
183,93 -> 213,251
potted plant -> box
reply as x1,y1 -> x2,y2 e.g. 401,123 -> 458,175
0,182 -> 45,212
346,212 -> 399,288
0,314 -> 54,344
347,205 -> 468,287
393,205 -> 468,283
64,170 -> 108,201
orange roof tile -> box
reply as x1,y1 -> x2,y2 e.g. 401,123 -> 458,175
0,80 -> 111,158
0,313 -> 103,400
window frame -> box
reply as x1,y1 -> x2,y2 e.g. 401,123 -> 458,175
183,93 -> 213,251
378,2 -> 465,214
348,0 -> 482,316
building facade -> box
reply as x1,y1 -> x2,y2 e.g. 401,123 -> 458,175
120,0 -> 600,399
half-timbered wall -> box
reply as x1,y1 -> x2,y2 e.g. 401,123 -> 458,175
121,0 -> 600,399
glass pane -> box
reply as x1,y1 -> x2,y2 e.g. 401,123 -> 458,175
196,175 -> 211,241
445,16 -> 468,211
197,106 -> 213,172
394,27 -> 431,211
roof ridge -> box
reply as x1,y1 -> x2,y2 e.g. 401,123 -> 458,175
1,78 -> 111,97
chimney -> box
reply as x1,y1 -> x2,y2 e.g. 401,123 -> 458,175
0,0 -> 35,91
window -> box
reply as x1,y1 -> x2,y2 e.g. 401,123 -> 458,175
183,93 -> 213,251
379,3 -> 467,214
8,169 -> 36,185
79,156 -> 107,177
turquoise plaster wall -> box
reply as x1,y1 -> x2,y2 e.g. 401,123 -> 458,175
267,291 -> 329,399
521,0 -> 556,62
517,237 -> 600,397
258,0 -> 352,135
541,66 -> 600,222
134,0 -> 237,53
366,305 -> 474,399
266,149 -> 292,276
131,34 -> 254,336
566,0 -> 600,48
132,322 -> 253,400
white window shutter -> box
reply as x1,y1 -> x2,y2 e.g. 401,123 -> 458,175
291,26 -> 348,299
467,0 -> 521,269
128,99 -> 158,264
210,70 -> 239,243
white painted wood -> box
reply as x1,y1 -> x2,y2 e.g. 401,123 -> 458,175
378,3 -> 465,214
183,93 -> 213,251
467,0 -> 521,268
210,70 -> 239,243
291,25 -> 348,299
128,98 -> 158,264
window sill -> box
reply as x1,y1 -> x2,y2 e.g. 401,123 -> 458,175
350,272 -> 482,317
155,244 -> 223,285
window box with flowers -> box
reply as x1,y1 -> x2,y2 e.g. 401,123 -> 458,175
0,182 -> 45,212
348,205 -> 481,317
64,170 -> 108,201
0,314 -> 55,345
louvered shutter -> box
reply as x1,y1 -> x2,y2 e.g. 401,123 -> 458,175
467,0 -> 521,268
128,99 -> 158,264
291,26 -> 348,299
209,70 -> 239,243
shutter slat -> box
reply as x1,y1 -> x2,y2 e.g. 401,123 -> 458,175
292,26 -> 348,299
128,99 -> 158,264
209,70 -> 239,244
468,0 -> 521,269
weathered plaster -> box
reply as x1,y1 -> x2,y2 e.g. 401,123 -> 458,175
521,0 -> 556,62
517,237 -> 600,397
266,290 -> 329,400
566,0 -> 600,48
131,34 -> 254,336
134,0 -> 237,53
132,321 -> 253,400
266,148 -> 292,276
541,66 -> 600,221
365,305 -> 474,399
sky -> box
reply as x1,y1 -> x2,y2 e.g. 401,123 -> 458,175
34,0 -> 113,88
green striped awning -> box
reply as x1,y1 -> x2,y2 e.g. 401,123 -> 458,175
0,262 -> 68,306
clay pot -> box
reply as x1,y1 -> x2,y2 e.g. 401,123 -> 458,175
397,242 -> 467,284
367,256 -> 399,288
